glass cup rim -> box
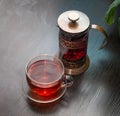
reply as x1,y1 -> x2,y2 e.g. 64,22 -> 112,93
25,54 -> 65,87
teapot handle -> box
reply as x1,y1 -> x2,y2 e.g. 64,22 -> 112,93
91,24 -> 109,49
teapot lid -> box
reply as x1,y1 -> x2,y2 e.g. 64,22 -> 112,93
57,10 -> 90,33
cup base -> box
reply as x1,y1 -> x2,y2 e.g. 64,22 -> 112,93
22,78 -> 67,104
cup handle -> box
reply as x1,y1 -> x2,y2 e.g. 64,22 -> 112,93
62,75 -> 74,88
91,24 -> 109,49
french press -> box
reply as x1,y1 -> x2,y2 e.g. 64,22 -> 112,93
57,10 -> 109,75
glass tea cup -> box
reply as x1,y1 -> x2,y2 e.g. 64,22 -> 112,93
25,54 -> 73,103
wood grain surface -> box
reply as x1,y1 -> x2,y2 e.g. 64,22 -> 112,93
0,0 -> 120,116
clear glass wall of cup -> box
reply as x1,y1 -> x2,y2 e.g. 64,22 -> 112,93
24,54 -> 73,103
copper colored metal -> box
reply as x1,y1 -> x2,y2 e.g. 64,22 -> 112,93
57,10 -> 108,75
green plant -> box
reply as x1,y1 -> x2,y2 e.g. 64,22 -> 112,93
105,0 -> 120,36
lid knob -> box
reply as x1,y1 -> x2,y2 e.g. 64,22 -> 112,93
68,12 -> 80,23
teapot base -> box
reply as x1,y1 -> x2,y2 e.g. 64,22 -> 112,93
65,55 -> 90,76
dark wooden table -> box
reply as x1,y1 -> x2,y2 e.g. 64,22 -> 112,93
0,0 -> 120,116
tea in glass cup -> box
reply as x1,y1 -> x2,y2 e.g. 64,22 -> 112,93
25,54 -> 70,103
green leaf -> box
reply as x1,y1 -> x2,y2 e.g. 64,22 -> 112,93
105,0 -> 120,25
118,17 -> 120,36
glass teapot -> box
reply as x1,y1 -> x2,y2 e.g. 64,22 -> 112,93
57,10 -> 109,75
